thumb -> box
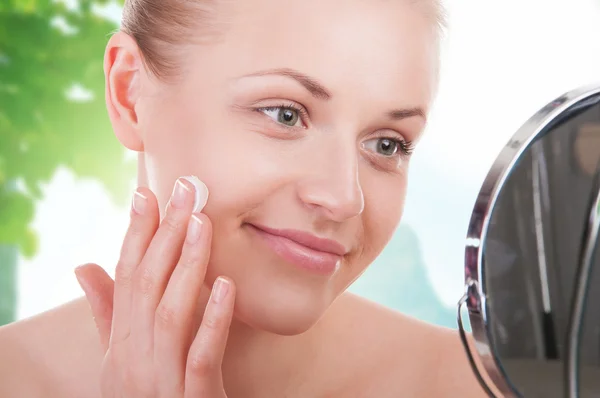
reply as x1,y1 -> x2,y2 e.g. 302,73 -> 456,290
74,263 -> 115,351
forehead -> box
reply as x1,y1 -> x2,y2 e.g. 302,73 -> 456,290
189,0 -> 438,107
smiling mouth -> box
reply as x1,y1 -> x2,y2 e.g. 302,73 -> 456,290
245,223 -> 346,276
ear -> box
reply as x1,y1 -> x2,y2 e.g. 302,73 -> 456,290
104,31 -> 145,152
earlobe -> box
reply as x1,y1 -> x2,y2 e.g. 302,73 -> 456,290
104,32 -> 144,152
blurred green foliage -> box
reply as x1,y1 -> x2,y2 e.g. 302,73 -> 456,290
0,0 -> 131,324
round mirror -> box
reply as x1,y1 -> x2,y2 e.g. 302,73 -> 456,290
459,85 -> 600,397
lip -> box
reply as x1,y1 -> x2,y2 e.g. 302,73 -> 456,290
252,225 -> 348,255
247,224 -> 347,275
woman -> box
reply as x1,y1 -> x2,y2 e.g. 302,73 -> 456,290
0,0 -> 491,396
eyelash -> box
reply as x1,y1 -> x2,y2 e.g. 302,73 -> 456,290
369,132 -> 415,158
392,137 -> 415,157
255,101 -> 309,129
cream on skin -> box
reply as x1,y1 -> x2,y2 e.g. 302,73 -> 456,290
180,176 -> 209,213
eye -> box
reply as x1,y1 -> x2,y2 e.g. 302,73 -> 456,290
259,106 -> 302,127
362,137 -> 412,157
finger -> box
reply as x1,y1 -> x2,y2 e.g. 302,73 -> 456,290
111,187 -> 160,345
185,277 -> 235,397
154,214 -> 213,395
75,263 -> 115,351
130,178 -> 199,358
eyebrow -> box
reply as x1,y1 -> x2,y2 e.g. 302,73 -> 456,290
387,107 -> 427,122
240,68 -> 332,100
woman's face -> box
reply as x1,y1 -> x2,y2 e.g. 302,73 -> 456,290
113,0 -> 438,335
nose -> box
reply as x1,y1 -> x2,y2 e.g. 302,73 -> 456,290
296,145 -> 365,223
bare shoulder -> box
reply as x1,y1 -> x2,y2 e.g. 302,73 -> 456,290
320,293 -> 488,397
0,297 -> 103,398
0,318 -> 45,397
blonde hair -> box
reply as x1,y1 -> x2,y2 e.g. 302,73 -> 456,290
121,0 -> 447,81
121,0 -> 223,80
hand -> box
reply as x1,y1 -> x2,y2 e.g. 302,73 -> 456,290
75,178 -> 235,397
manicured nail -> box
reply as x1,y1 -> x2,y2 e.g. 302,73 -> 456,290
181,176 -> 209,213
132,190 -> 147,215
211,277 -> 230,304
186,215 -> 203,244
74,266 -> 89,292
171,178 -> 192,209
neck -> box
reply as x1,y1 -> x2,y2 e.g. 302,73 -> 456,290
191,284 -> 317,396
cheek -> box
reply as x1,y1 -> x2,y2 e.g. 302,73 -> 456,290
334,171 -> 407,293
361,172 -> 408,260
141,100 -> 296,223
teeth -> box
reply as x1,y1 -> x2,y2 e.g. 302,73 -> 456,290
181,175 -> 209,213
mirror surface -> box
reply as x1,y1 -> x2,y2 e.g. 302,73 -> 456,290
483,93 -> 600,397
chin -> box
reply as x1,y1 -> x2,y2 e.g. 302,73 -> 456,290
232,279 -> 333,336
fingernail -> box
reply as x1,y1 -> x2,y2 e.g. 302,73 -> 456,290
132,190 -> 147,215
181,176 -> 209,213
186,215 -> 203,244
74,266 -> 89,292
211,277 -> 230,304
171,178 -> 192,209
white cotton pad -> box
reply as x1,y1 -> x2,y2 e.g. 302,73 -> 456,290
181,175 -> 209,213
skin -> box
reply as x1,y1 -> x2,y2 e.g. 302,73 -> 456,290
0,0 -> 499,396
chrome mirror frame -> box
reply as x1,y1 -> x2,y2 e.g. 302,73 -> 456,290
457,83 -> 600,397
